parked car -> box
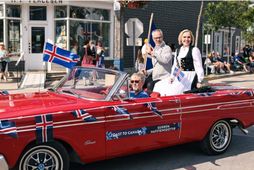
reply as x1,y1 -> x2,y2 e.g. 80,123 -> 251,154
1,66 -> 254,170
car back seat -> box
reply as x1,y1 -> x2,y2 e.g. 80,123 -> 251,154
150,92 -> 161,98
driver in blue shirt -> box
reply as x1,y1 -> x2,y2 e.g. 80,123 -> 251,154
130,73 -> 149,98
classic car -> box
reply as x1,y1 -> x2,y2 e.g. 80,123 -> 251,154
1,66 -> 254,170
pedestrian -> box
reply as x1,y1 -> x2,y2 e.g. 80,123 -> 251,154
248,50 -> 254,73
0,42 -> 10,81
243,45 -> 252,61
81,40 -> 94,67
204,53 -> 216,74
89,40 -> 97,65
135,49 -> 145,72
215,52 -> 234,74
95,41 -> 105,68
233,52 -> 248,72
142,29 -> 173,94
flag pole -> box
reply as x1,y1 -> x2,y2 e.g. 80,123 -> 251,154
144,13 -> 153,68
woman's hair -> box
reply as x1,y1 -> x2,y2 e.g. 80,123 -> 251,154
207,53 -> 212,58
96,40 -> 103,47
178,29 -> 195,46
136,49 -> 144,63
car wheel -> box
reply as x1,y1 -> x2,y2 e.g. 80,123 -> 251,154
200,120 -> 232,155
18,142 -> 69,170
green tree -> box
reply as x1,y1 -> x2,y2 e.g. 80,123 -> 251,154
204,1 -> 252,57
242,6 -> 254,45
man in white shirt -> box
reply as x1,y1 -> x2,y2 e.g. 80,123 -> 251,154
142,29 -> 173,94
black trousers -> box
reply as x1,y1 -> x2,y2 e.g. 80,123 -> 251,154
0,61 -> 7,72
143,74 -> 160,95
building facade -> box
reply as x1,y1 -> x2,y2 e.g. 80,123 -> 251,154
0,0 -> 114,71
0,1 -> 243,72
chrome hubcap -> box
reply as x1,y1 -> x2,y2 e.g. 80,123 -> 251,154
23,149 -> 58,170
211,123 -> 229,150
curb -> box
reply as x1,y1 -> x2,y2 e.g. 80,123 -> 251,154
205,72 -> 249,81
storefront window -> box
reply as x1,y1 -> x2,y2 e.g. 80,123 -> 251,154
0,5 -> 3,17
91,22 -> 110,56
0,20 -> 3,42
55,20 -> 67,49
55,6 -> 67,18
6,5 -> 21,18
54,5 -> 111,58
70,6 -> 109,21
69,21 -> 110,58
8,20 -> 20,52
30,6 -> 46,21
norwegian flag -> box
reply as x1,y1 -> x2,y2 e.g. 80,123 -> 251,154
72,109 -> 97,122
173,67 -> 185,82
0,120 -> 17,138
0,90 -> 9,95
144,103 -> 162,118
43,42 -> 79,69
111,106 -> 132,119
35,114 -> 53,143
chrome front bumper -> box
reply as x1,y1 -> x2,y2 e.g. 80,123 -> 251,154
0,155 -> 8,170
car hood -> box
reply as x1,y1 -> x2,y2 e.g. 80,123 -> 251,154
0,91 -> 83,119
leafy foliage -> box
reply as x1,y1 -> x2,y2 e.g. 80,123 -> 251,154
204,1 -> 254,45
204,1 -> 252,31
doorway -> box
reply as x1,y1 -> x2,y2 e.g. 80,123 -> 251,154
27,25 -> 47,70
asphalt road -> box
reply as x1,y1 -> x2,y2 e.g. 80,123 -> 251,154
70,74 -> 254,170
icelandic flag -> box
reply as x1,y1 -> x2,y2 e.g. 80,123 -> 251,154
111,106 -> 132,119
0,120 -> 17,138
146,22 -> 156,70
0,90 -> 9,95
35,114 -> 53,143
71,109 -> 97,122
173,67 -> 185,82
43,42 -> 79,69
144,102 -> 162,118
243,90 -> 254,97
229,90 -> 254,97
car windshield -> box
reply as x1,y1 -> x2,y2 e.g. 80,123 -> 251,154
54,67 -> 125,100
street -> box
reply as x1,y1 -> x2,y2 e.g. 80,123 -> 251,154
70,73 -> 254,170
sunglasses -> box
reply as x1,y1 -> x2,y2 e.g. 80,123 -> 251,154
130,80 -> 140,83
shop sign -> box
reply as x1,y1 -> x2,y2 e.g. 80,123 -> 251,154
9,0 -> 63,4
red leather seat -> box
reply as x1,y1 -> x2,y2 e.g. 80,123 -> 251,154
150,92 -> 161,98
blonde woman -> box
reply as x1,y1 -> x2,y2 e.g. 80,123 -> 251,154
0,43 -> 10,81
170,29 -> 204,92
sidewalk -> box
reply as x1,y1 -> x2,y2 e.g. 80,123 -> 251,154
0,70 -> 250,93
205,70 -> 248,81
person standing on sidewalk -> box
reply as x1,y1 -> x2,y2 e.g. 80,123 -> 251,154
0,42 -> 10,81
142,29 -> 173,94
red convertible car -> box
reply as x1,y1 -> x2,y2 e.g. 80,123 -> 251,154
1,66 -> 254,170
